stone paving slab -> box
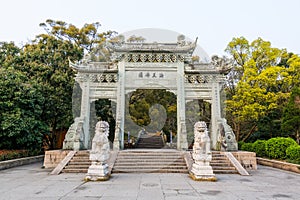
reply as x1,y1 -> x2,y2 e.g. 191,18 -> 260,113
0,162 -> 300,200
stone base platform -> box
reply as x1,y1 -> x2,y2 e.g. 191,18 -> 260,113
229,151 -> 257,170
189,172 -> 217,181
43,150 -> 71,169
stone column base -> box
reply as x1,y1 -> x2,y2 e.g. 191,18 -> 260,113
189,172 -> 217,181
85,163 -> 110,181
190,163 -> 216,181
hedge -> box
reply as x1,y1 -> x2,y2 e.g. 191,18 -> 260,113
252,140 -> 267,157
286,145 -> 300,162
265,137 -> 297,159
241,142 -> 254,152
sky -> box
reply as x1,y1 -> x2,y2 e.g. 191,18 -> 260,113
1,0 -> 300,57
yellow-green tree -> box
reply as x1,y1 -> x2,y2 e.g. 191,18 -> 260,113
225,37 -> 298,141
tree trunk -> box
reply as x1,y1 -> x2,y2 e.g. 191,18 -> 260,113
242,125 -> 257,142
233,121 -> 241,141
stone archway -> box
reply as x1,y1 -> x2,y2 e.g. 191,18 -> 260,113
62,38 -> 232,151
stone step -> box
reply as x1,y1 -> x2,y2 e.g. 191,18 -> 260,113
67,161 -> 91,165
63,169 -> 88,173
112,149 -> 187,174
116,156 -> 183,160
114,162 -> 187,167
210,162 -> 232,167
135,135 -> 164,149
138,139 -> 163,141
64,165 -> 90,169
135,146 -> 164,149
211,160 -> 228,164
115,158 -> 185,162
212,165 -> 236,170
113,165 -> 187,169
112,169 -> 188,173
209,151 -> 239,174
62,150 -> 239,174
118,152 -> 182,154
213,169 -> 238,174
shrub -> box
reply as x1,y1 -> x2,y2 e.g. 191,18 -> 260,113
241,142 -> 254,152
265,137 -> 297,159
286,145 -> 300,162
238,141 -> 245,150
252,140 -> 267,157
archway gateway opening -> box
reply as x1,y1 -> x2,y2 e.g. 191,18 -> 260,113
90,99 -> 116,148
124,89 -> 177,148
63,36 -> 227,151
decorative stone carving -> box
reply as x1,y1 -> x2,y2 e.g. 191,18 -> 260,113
190,121 -> 216,181
85,121 -> 110,181
123,53 -> 185,63
217,118 -> 238,151
63,117 -> 85,151
95,73 -> 118,83
211,55 -> 233,74
185,74 -> 210,84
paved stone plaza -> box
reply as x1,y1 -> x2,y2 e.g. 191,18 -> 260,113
1,162 -> 300,200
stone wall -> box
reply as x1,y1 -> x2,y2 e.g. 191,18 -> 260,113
230,151 -> 257,170
43,150 -> 71,168
257,157 -> 300,174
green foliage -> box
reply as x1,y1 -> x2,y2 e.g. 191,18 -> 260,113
39,19 -> 116,53
241,142 -> 254,152
265,137 -> 297,159
125,89 -> 177,139
252,140 -> 267,157
286,145 -> 300,162
0,66 -> 47,150
238,141 -> 245,150
282,87 -> 300,143
225,37 -> 298,142
0,19 -> 115,150
94,99 -> 116,142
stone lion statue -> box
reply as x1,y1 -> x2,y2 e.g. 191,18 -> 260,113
90,121 -> 110,163
193,121 -> 212,161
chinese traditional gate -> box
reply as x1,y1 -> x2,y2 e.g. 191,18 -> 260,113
62,37 -> 235,151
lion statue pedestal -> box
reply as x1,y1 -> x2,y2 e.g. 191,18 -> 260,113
190,121 -> 216,181
85,121 -> 110,181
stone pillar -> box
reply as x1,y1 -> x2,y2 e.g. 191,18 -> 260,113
80,75 -> 91,149
113,61 -> 125,150
211,80 -> 222,150
177,62 -> 188,150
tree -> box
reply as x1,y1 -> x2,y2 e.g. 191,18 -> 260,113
282,87 -> 300,144
39,19 -> 116,53
19,34 -> 83,149
0,42 -> 21,67
0,20 -> 116,150
225,37 -> 291,141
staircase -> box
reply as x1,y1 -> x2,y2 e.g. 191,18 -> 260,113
135,134 -> 164,149
61,150 -> 239,174
112,150 -> 188,173
211,151 -> 238,174
62,151 -> 90,173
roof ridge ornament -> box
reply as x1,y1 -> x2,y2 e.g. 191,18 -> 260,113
107,37 -> 198,54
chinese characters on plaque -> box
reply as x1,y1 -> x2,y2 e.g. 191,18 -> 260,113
138,72 -> 165,79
